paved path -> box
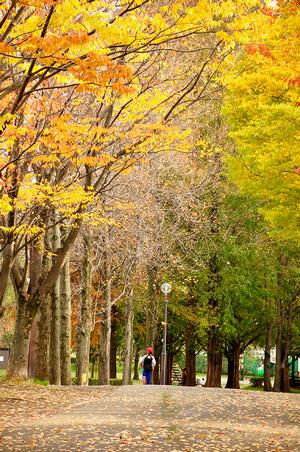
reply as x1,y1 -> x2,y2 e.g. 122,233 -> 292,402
2,385 -> 300,451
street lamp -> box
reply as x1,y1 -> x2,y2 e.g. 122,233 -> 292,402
160,282 -> 171,385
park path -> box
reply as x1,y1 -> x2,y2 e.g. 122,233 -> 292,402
1,385 -> 300,451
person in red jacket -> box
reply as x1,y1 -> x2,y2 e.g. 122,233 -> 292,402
139,347 -> 156,384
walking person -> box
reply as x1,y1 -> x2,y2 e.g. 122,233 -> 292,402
140,347 -> 156,384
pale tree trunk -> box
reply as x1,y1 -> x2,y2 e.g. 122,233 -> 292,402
98,282 -> 111,385
76,233 -> 92,385
34,297 -> 50,380
122,289 -> 134,385
49,219 -> 61,385
98,236 -> 111,386
60,254 -> 72,385
33,227 -> 52,381
7,295 -> 34,378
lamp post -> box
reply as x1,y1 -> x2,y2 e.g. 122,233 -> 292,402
160,282 -> 171,385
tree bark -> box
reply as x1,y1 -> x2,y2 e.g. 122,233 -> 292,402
185,323 -> 196,386
76,233 -> 92,385
34,297 -> 50,380
225,341 -> 240,389
48,220 -> 61,385
274,299 -> 283,392
133,346 -> 140,381
264,321 -> 273,391
98,233 -> 111,386
60,254 -> 72,385
206,327 -> 222,387
146,264 -> 158,348
110,305 -> 118,379
122,289 -> 134,384
7,295 -> 34,378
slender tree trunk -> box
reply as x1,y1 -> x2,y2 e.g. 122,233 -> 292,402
28,319 -> 37,378
98,236 -> 111,385
264,321 -> 273,391
167,353 -> 173,385
185,323 -> 196,386
49,279 -> 61,384
274,299 -> 283,392
49,220 -> 61,385
34,297 -> 50,380
146,264 -> 158,348
60,254 -> 72,385
76,233 -> 92,385
122,289 -> 134,385
7,295 -> 34,378
110,305 -> 118,379
98,286 -> 111,385
133,346 -> 139,381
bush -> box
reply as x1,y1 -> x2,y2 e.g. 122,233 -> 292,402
250,376 -> 264,387
110,378 -> 123,386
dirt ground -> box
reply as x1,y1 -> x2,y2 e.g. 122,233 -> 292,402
0,383 -> 299,451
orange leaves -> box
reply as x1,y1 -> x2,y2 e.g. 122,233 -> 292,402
70,54 -> 133,94
246,44 -> 276,61
289,77 -> 300,86
291,168 -> 300,175
0,41 -> 14,54
22,31 -> 90,63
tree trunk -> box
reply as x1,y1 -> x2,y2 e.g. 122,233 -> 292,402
146,264 -> 158,347
49,220 -> 61,385
206,327 -> 222,387
28,319 -> 37,378
122,289 -> 134,385
225,341 -> 240,389
264,321 -> 273,391
0,243 -> 14,319
98,238 -> 111,386
76,233 -> 92,385
133,346 -> 139,381
274,299 -> 283,392
185,323 -> 196,386
60,254 -> 72,385
110,305 -> 118,379
7,295 -> 34,379
34,297 -> 50,380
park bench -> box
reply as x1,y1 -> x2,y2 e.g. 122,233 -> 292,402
289,376 -> 300,387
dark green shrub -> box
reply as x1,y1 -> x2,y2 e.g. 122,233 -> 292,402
250,376 -> 263,387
